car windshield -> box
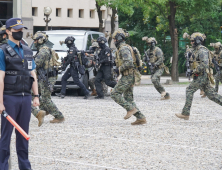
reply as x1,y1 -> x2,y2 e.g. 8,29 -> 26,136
30,34 -> 84,51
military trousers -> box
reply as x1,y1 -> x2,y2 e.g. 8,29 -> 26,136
182,74 -> 222,116
95,65 -> 116,97
32,77 -> 64,119
89,77 -> 108,94
60,67 -> 89,96
151,68 -> 165,94
0,95 -> 32,170
214,70 -> 222,92
111,74 -> 145,119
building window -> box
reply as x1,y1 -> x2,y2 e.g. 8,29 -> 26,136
67,9 -> 73,18
79,9 -> 84,18
0,0 -> 13,24
56,8 -> 61,17
32,7 -> 38,16
100,10 -> 105,19
90,10 -> 95,18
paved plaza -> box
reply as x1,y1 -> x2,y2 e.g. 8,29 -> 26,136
7,76 -> 222,170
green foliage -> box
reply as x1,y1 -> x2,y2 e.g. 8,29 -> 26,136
118,0 -> 222,74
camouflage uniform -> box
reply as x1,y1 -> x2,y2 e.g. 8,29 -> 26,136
32,32 -> 64,122
111,29 -> 146,125
142,37 -> 170,99
210,42 -> 222,92
0,25 -> 7,45
176,32 -> 222,119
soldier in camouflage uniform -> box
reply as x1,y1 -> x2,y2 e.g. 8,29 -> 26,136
111,29 -> 146,125
0,25 -> 7,45
176,32 -> 222,120
142,37 -> 170,100
32,32 -> 65,124
210,42 -> 222,93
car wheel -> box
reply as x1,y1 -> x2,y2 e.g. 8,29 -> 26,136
78,74 -> 89,96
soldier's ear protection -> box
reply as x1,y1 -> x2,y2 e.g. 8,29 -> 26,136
115,33 -> 125,41
37,36 -> 45,44
195,36 -> 203,45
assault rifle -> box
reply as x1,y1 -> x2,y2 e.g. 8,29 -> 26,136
94,49 -> 101,71
212,57 -> 220,73
185,51 -> 192,80
37,68 -> 54,92
144,50 -> 155,74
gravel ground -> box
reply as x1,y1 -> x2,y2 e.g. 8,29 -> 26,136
6,82 -> 222,170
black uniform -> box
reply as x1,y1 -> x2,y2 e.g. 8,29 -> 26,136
60,45 -> 89,96
95,46 -> 117,97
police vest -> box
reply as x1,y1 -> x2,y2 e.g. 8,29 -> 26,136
0,44 -> 34,95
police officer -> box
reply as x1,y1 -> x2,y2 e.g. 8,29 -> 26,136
85,41 -> 108,96
33,31 -> 65,124
0,25 -> 7,45
0,18 -> 39,170
176,32 -> 222,120
111,28 -> 146,125
56,36 -> 90,99
94,37 -> 117,99
142,36 -> 170,100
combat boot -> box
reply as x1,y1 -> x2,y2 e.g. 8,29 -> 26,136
50,117 -> 65,123
84,93 -> 90,99
91,89 -> 97,96
95,96 -> 104,99
131,118 -> 147,125
161,92 -> 170,100
36,110 -> 46,127
201,92 -> 206,98
161,91 -> 166,97
175,113 -> 189,120
200,90 -> 204,95
124,108 -> 138,120
55,93 -> 65,98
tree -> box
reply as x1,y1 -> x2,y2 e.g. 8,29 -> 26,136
122,0 -> 220,81
96,0 -> 134,46
95,1 -> 105,32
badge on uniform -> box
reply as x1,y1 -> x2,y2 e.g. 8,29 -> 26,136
28,61 -> 32,69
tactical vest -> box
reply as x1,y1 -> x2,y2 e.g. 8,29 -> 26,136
191,45 -> 214,84
39,46 -> 61,69
191,45 -> 211,70
214,51 -> 222,64
0,44 -> 34,95
98,46 -> 112,65
68,46 -> 79,63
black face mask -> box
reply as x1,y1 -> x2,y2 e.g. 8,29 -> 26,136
12,31 -> 23,41
99,43 -> 106,49
67,43 -> 74,48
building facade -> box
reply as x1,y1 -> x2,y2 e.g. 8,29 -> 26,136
0,0 -> 118,45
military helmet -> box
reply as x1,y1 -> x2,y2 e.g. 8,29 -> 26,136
0,25 -> 6,35
92,41 -> 99,47
142,36 -> 157,44
210,42 -> 222,49
112,28 -> 129,40
183,32 -> 206,44
33,31 -> 48,44
210,42 -> 222,53
65,36 -> 75,45
97,37 -> 107,44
